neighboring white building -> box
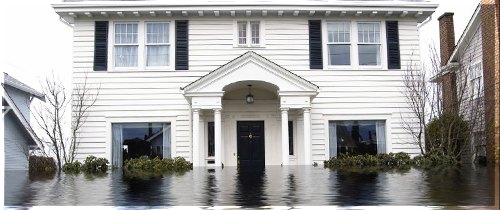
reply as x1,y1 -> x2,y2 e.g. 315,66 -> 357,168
52,0 -> 437,168
438,6 -> 487,163
2,73 -> 45,170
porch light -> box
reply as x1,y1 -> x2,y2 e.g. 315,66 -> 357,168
246,84 -> 254,104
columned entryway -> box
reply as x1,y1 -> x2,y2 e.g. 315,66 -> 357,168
181,51 -> 319,167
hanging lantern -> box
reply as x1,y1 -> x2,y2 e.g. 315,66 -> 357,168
246,84 -> 254,104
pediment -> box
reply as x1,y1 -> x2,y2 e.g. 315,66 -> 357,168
182,51 -> 318,95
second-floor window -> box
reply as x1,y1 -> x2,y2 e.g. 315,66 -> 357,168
327,22 -> 351,65
469,62 -> 483,99
326,21 -> 384,68
146,22 -> 170,67
113,21 -> 171,69
357,22 -> 381,66
236,21 -> 261,46
114,23 -> 139,67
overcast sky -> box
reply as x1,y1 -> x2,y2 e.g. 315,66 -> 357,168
0,0 -> 481,90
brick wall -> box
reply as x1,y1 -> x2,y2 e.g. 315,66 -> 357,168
481,0 -> 500,164
438,13 -> 458,114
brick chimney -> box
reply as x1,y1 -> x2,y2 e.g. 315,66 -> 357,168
438,12 -> 455,67
438,12 -> 458,114
480,0 -> 500,164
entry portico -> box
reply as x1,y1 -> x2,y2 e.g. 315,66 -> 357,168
181,51 -> 319,167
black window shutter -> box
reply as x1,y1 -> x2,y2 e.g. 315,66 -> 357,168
309,20 -> 323,69
93,21 -> 108,71
386,21 -> 401,69
175,20 -> 189,70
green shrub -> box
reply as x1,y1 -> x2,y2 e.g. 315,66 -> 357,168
64,155 -> 109,173
29,156 -> 56,173
82,155 -> 109,173
62,161 -> 82,173
123,156 -> 193,178
324,152 -> 458,170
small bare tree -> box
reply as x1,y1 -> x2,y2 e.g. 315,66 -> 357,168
401,40 -> 486,162
32,72 -> 99,170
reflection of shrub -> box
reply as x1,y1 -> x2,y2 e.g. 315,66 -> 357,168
324,152 -> 459,170
63,155 -> 109,173
29,156 -> 56,173
123,156 -> 193,178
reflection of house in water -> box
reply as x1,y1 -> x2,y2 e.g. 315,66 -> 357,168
336,120 -> 378,156
122,123 -> 165,160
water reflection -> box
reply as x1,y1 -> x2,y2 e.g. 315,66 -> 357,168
4,165 -> 497,207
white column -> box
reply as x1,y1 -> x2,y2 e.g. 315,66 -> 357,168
214,108 -> 222,167
281,108 -> 289,166
303,107 -> 312,165
192,108 -> 200,167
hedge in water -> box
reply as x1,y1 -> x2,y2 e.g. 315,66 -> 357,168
324,152 -> 459,169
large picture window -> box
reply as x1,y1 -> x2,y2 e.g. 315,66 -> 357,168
112,123 -> 171,166
329,120 -> 385,158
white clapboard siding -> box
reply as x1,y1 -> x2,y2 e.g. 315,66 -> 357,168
71,18 -> 422,164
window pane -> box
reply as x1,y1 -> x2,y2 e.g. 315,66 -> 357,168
147,23 -> 169,44
115,46 -> 138,67
238,22 -> 247,44
251,22 -> 260,44
358,45 -> 380,66
115,23 -> 138,44
289,121 -> 293,156
358,23 -> 380,44
331,120 -> 385,157
327,22 -> 350,43
208,122 -> 215,157
328,44 -> 350,65
112,123 -> 171,166
146,45 -> 169,66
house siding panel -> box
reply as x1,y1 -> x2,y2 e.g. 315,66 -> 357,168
71,18 -> 421,164
4,112 -> 30,170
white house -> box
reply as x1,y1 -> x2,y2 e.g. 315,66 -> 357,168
3,73 -> 45,170
52,0 -> 437,168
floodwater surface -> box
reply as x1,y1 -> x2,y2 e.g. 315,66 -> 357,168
4,165 -> 497,207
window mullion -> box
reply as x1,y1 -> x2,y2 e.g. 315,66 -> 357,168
138,22 -> 145,69
352,21 -> 358,69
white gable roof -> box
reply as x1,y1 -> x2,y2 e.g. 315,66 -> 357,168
182,51 -> 319,96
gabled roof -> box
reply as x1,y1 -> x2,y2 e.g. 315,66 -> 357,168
182,51 -> 319,94
3,72 -> 45,100
2,86 -> 44,150
445,4 -> 481,65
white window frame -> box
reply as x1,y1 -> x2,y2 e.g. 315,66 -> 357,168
233,20 -> 266,48
322,20 -> 387,70
323,114 -> 392,161
468,62 -> 483,99
108,20 -> 174,71
326,21 -> 352,68
145,22 -> 171,69
105,116 -> 177,167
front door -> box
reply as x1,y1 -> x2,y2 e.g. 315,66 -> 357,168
237,121 -> 265,169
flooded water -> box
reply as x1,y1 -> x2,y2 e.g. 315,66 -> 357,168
4,165 -> 497,207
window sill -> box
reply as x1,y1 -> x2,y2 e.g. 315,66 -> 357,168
233,45 -> 266,49
325,65 -> 386,70
110,67 -> 174,72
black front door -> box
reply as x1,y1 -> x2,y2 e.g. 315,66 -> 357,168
237,121 -> 265,169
